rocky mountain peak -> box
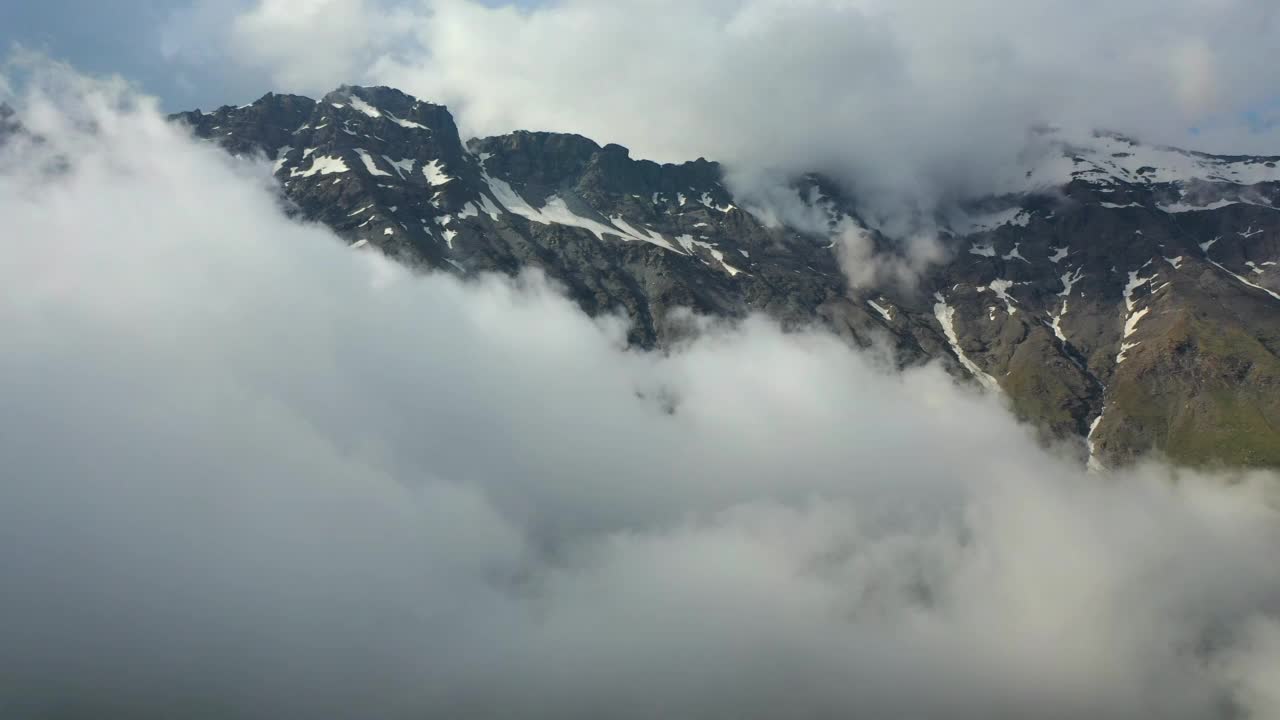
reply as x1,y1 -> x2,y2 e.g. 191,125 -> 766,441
170,84 -> 1280,469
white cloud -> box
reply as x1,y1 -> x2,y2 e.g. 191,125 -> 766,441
225,0 -> 418,91
2,63 -> 1280,720
218,1 -> 1280,196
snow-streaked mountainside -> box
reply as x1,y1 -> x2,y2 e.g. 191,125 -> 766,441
167,85 -> 1280,469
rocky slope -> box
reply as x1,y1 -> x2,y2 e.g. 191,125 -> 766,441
170,85 -> 1280,469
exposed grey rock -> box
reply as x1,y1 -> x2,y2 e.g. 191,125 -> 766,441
171,86 -> 1280,468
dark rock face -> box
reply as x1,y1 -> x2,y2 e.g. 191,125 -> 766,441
0,103 -> 36,150
171,86 -> 1280,469
0,103 -> 18,141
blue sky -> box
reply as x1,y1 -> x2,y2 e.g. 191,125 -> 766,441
1,0 -> 254,109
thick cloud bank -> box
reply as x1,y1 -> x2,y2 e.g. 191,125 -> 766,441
213,0 -> 1280,199
2,68 -> 1280,719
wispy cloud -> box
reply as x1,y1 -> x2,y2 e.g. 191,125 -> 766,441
204,1 -> 1280,191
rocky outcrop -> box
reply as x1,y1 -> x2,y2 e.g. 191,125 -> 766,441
172,86 -> 1280,469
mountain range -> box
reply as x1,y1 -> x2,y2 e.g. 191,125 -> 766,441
163,85 -> 1280,469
